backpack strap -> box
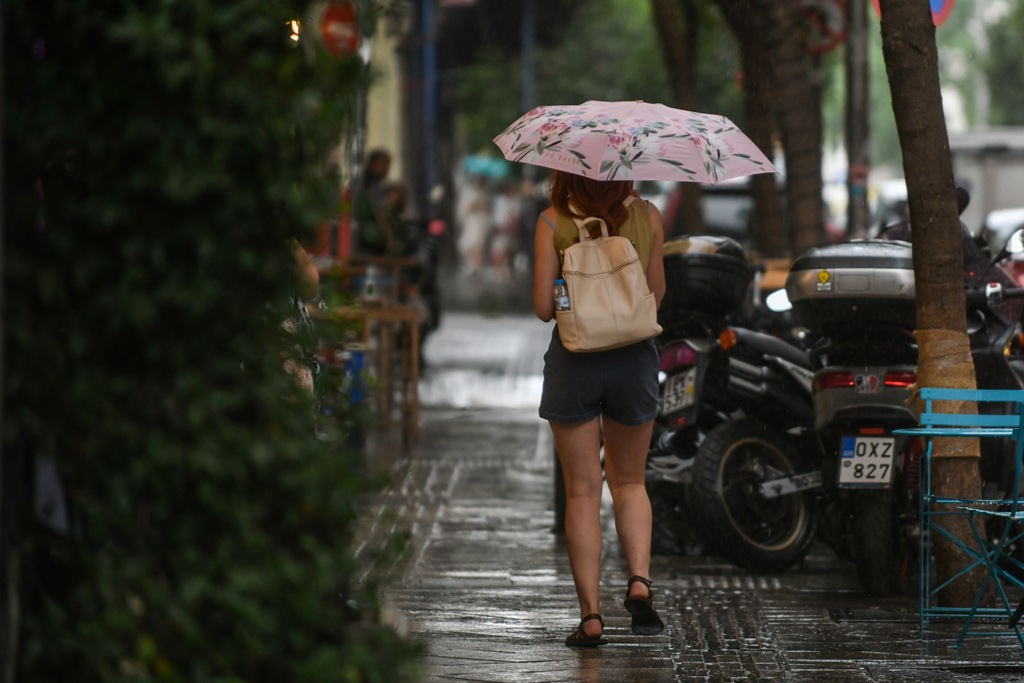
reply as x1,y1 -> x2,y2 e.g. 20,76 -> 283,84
567,202 -> 609,241
568,197 -> 635,242
570,216 -> 610,241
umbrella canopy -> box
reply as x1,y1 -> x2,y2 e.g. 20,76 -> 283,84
492,100 -> 777,184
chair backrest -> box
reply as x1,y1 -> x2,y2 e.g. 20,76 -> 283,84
919,388 -> 1024,427
919,387 -> 1024,507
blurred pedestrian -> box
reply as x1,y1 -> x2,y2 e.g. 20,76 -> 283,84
381,181 -> 422,257
532,169 -> 666,647
488,180 -> 521,281
456,173 -> 492,275
353,149 -> 395,256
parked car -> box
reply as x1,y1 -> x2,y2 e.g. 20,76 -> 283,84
642,177 -> 783,244
645,178 -> 842,251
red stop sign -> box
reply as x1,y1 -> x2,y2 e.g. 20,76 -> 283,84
321,1 -> 359,57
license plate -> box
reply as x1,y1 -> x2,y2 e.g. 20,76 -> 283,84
839,436 -> 895,487
661,367 -> 697,416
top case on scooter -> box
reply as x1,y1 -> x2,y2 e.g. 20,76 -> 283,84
786,240 -> 916,333
661,235 -> 753,320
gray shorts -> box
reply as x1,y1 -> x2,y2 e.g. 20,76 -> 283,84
539,327 -> 660,426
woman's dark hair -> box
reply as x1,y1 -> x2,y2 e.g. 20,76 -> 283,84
549,170 -> 633,237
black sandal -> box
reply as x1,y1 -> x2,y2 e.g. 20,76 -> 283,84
623,576 -> 665,635
565,613 -> 608,647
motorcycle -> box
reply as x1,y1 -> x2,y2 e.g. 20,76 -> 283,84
643,235 -> 752,555
644,236 -> 820,569
685,322 -> 821,573
785,238 -> 922,595
772,231 -> 1024,596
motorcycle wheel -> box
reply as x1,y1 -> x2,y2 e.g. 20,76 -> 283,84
692,419 -> 816,573
849,489 -> 903,597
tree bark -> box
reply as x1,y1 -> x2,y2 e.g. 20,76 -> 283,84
713,0 -> 823,258
715,0 -> 788,258
649,0 -> 703,237
757,0 -> 824,257
741,39 -> 787,258
878,0 -> 984,606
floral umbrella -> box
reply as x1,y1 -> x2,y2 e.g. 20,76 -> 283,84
492,100 -> 777,183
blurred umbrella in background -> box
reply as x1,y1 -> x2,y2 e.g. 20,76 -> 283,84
463,154 -> 512,179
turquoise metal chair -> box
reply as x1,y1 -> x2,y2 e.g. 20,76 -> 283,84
894,387 -> 1024,649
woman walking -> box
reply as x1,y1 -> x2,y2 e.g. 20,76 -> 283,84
533,170 -> 666,646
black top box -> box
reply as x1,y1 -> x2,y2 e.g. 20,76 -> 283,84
661,235 -> 753,316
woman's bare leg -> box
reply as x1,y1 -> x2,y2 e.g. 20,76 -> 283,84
550,417 -> 604,636
602,416 -> 655,600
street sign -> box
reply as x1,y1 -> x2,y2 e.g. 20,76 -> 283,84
320,1 -> 359,58
800,0 -> 846,56
871,0 -> 956,27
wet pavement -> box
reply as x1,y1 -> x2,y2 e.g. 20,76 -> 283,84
352,309 -> 1024,682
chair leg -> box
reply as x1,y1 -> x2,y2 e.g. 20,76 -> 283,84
1010,594 -> 1024,629
955,569 -> 997,648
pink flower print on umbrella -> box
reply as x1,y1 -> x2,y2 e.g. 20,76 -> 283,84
493,100 -> 776,183
597,130 -> 640,180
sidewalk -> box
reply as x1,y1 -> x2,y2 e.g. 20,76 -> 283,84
353,313 -> 1024,682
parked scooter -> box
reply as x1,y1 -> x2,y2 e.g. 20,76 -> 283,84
776,232 -> 1024,596
785,239 -> 920,595
644,235 -> 754,554
645,236 -> 819,568
686,322 -> 820,573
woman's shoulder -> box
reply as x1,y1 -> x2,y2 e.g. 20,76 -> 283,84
538,206 -> 559,228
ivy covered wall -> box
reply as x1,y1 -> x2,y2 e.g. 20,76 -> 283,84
3,2 -> 418,680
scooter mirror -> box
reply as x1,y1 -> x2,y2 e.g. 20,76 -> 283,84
991,227 -> 1024,267
966,309 -> 985,336
1006,227 -> 1024,255
765,288 -> 792,313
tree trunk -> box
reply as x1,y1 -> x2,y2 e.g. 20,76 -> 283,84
878,0 -> 984,607
649,0 -> 703,237
741,41 -> 787,258
757,0 -> 824,257
715,0 -> 788,258
713,0 -> 823,258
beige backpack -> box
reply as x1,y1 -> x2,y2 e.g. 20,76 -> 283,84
556,202 -> 662,352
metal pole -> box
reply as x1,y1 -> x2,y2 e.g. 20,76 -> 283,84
521,0 -> 537,185
521,0 -> 535,115
0,6 -> 12,678
845,0 -> 871,239
422,0 -> 437,204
